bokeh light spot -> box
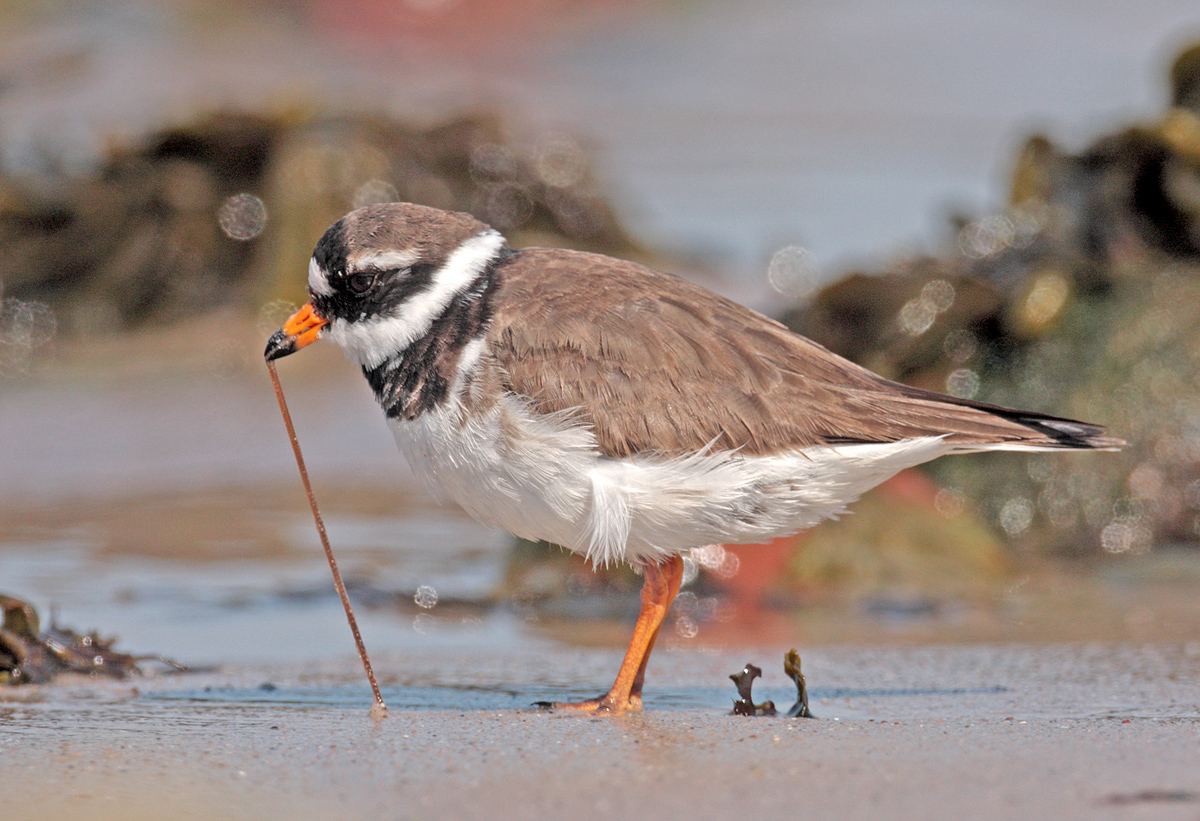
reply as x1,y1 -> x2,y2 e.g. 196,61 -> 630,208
0,298 -> 57,376
690,544 -> 739,579
934,488 -> 965,517
352,179 -> 399,209
946,368 -> 980,399
674,614 -> 699,639
898,297 -> 938,336
921,279 -> 956,312
999,497 -> 1034,536
957,215 -> 1015,259
217,193 -> 268,241
767,245 -> 820,299
256,300 -> 298,337
1020,271 -> 1070,330
414,584 -> 439,610
532,133 -> 587,189
943,329 -> 978,363
469,143 -> 519,183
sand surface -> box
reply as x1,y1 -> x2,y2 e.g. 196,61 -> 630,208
4,641 -> 1199,821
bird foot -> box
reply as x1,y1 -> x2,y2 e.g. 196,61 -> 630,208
533,692 -> 643,715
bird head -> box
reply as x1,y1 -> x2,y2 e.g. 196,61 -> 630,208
264,202 -> 505,368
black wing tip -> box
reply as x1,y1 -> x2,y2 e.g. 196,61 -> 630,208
1002,414 -> 1125,450
887,379 -> 1124,450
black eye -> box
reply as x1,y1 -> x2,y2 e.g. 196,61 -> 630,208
345,273 -> 375,296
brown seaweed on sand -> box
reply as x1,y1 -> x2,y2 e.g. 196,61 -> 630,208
729,649 -> 816,718
784,648 -> 814,718
729,662 -> 777,716
0,594 -> 186,685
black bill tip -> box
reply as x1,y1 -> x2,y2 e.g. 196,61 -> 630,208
264,328 -> 296,361
264,302 -> 327,362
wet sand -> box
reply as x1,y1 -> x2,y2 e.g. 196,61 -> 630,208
3,641 -> 1199,821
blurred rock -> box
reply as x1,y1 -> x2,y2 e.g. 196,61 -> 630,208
783,472 -> 1011,596
1,112 -> 275,336
0,109 -> 646,336
784,41 -> 1200,561
782,261 -> 1004,386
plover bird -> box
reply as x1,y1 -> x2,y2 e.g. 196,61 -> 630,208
265,202 -> 1120,714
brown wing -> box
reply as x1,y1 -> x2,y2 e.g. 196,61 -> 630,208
487,248 -> 1117,458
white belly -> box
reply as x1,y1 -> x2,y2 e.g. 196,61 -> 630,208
388,395 -> 954,567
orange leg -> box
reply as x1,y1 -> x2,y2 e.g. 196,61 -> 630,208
547,555 -> 684,715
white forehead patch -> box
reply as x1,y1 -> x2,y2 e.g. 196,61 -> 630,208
325,228 -> 506,369
350,249 -> 420,273
308,257 -> 334,297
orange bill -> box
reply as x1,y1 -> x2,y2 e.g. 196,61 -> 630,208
264,302 -> 329,361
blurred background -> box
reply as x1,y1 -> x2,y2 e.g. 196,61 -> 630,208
4,0 -> 1200,679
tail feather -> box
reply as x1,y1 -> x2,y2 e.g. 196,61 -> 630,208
982,407 -> 1123,450
883,380 -> 1125,452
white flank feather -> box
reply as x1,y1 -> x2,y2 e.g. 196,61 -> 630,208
386,373 -> 961,566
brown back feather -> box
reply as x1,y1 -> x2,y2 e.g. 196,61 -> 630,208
488,248 -> 1119,458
